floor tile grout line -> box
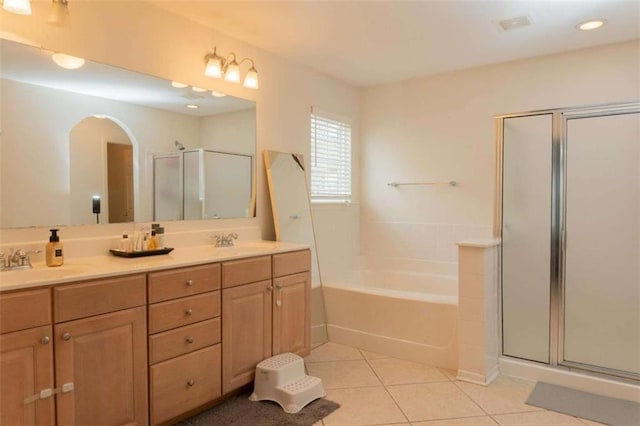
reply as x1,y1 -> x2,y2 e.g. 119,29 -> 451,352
363,355 -> 412,424
450,378 -> 492,417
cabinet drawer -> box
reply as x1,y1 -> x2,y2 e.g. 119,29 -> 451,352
148,264 -> 220,303
222,256 -> 271,288
54,275 -> 146,323
273,250 -> 311,278
150,344 -> 221,425
0,288 -> 51,334
149,318 -> 221,364
148,291 -> 220,334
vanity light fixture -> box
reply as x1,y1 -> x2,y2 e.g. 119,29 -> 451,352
204,46 -> 259,89
3,0 -> 31,15
171,81 -> 188,88
576,19 -> 606,31
211,91 -> 227,98
48,0 -> 70,26
51,53 -> 85,69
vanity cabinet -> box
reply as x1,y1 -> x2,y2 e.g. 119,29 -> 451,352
221,250 -> 311,394
0,287 -> 55,426
147,264 -> 222,425
53,275 -> 148,426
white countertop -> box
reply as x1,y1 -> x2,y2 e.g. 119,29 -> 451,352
0,241 -> 309,292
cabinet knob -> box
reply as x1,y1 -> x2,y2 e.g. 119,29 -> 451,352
185,308 -> 193,316
187,379 -> 195,387
62,333 -> 71,341
266,286 -> 273,292
276,284 -> 283,289
186,279 -> 193,287
186,336 -> 194,344
41,336 -> 51,345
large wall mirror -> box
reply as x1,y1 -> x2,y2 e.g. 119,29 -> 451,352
0,38 -> 256,229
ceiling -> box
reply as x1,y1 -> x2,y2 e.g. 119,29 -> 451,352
151,1 -> 640,87
0,38 -> 255,116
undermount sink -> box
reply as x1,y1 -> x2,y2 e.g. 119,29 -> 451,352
1,263 -> 89,281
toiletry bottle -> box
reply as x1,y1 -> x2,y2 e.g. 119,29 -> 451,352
46,229 -> 64,267
156,227 -> 165,248
148,230 -> 158,250
119,234 -> 132,252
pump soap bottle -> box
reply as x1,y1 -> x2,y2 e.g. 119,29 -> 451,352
46,229 -> 64,267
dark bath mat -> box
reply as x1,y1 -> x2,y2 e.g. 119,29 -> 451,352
526,382 -> 640,426
175,391 -> 339,426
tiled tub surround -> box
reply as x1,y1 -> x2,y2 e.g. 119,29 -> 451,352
323,257 -> 459,369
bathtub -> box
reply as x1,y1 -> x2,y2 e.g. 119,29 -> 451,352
322,257 -> 458,369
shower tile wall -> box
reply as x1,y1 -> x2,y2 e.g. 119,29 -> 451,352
361,222 -> 491,263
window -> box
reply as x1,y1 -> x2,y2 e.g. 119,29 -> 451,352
310,108 -> 352,202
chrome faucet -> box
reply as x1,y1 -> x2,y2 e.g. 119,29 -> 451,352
0,248 -> 41,271
212,232 -> 238,248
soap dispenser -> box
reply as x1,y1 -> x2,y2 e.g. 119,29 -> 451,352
46,229 -> 64,267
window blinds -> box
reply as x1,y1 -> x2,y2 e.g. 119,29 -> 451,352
310,109 -> 352,202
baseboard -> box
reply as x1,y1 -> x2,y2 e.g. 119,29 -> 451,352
499,356 -> 640,403
312,324 -> 328,347
327,324 -> 457,370
457,365 -> 499,386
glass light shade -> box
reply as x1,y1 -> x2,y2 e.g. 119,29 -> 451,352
243,67 -> 259,89
3,0 -> 31,15
576,19 -> 606,31
48,0 -> 70,26
205,56 -> 222,78
191,86 -> 207,92
211,91 -> 227,98
171,81 -> 188,88
51,53 -> 85,70
224,61 -> 241,83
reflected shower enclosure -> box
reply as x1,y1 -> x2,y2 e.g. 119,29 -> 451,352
153,148 -> 254,221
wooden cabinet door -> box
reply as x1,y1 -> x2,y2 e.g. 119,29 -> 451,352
273,272 -> 311,357
55,307 -> 147,426
222,280 -> 272,393
0,325 -> 54,426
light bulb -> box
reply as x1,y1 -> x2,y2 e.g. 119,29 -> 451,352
3,0 -> 31,15
243,67 -> 259,89
224,61 -> 240,83
191,86 -> 207,92
171,81 -> 188,88
51,53 -> 85,70
205,55 -> 222,78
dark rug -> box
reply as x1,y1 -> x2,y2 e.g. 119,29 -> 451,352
175,391 -> 340,426
526,382 -> 640,426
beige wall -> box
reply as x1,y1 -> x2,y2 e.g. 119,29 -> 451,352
1,2 -> 360,273
360,40 -> 640,263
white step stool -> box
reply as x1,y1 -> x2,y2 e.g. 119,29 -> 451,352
249,352 -> 326,413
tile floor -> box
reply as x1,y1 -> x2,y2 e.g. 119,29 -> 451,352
305,342 -> 604,426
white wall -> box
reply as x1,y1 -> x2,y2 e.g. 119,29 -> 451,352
200,109 -> 255,155
70,117 -> 130,226
360,40 -> 640,264
1,2 -> 360,275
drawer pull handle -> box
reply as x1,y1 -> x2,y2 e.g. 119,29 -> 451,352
186,279 -> 193,287
187,379 -> 195,387
186,336 -> 194,344
62,333 -> 71,341
41,336 -> 51,345
185,308 -> 193,316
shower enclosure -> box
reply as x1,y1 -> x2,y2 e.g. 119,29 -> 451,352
153,148 -> 253,221
497,102 -> 639,381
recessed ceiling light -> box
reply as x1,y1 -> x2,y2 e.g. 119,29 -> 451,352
51,53 -> 85,70
211,91 -> 227,98
576,19 -> 606,31
186,104 -> 199,109
171,81 -> 188,88
191,86 -> 207,92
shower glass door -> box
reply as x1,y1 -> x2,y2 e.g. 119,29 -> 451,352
561,111 -> 640,378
